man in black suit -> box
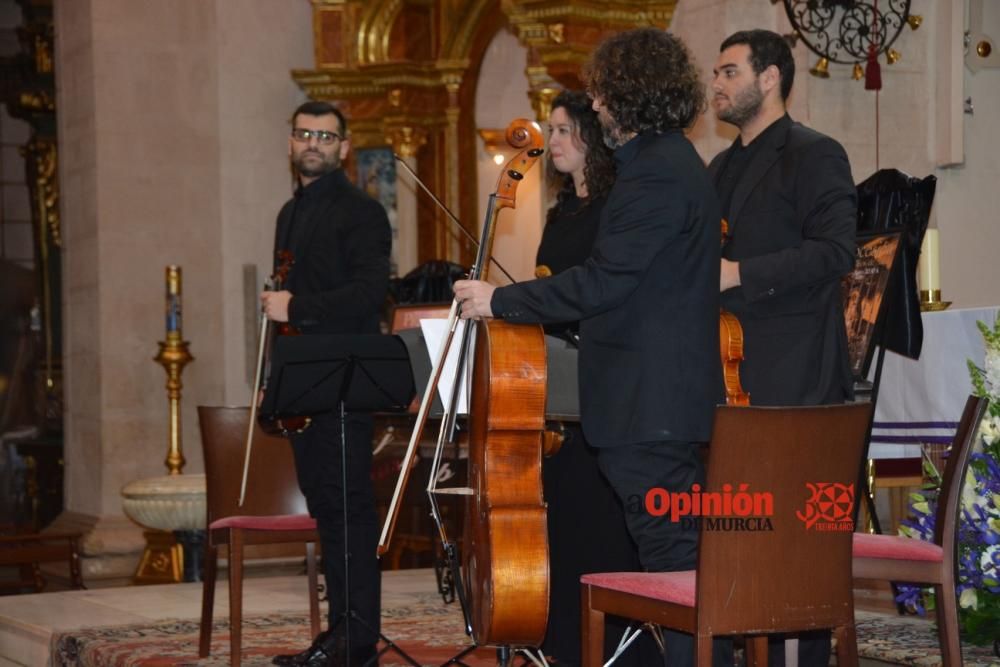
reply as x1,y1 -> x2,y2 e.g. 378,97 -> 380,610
455,28 -> 727,667
709,29 -> 856,666
264,101 -> 392,667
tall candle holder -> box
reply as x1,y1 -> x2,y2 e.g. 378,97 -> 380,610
123,266 -> 204,585
154,265 -> 194,474
154,334 -> 194,474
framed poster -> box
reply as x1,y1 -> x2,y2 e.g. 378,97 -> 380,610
841,231 -> 903,380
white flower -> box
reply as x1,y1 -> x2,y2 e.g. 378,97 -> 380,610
962,468 -> 982,508
985,349 -> 1000,395
981,414 -> 1000,446
959,586 -> 979,610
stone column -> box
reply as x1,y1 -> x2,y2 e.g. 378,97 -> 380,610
51,0 -> 312,583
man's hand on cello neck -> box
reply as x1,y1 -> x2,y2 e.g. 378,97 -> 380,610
453,279 -> 495,319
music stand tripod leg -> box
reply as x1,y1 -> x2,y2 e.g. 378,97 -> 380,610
335,396 -> 422,667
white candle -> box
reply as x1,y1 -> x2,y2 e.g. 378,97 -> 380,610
918,228 -> 940,293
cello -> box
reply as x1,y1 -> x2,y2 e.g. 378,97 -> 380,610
462,121 -> 549,650
377,119 -> 549,655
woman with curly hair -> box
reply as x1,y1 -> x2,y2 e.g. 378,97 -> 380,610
535,90 -> 649,667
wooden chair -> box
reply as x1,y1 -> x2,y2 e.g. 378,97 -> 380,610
581,403 -> 873,667
197,406 -> 322,666
853,394 -> 988,667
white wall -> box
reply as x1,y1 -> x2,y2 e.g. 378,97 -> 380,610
674,0 -> 1000,309
215,0 -> 312,403
935,2 -> 1000,309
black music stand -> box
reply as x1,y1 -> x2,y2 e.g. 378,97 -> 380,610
261,333 -> 419,667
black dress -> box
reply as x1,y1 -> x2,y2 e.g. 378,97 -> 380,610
536,193 -> 647,667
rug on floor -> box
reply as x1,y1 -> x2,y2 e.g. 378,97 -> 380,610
49,591 -> 496,667
855,610 -> 999,666
47,601 -> 1000,666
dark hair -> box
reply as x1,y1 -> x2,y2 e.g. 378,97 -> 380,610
545,90 -> 616,222
584,28 -> 705,134
291,100 -> 348,135
720,29 -> 795,101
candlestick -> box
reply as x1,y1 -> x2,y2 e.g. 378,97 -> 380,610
165,265 -> 182,339
156,266 -> 194,473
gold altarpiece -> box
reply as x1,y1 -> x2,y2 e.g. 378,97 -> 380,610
294,0 -> 676,268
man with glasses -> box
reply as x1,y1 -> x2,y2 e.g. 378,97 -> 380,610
264,101 -> 391,667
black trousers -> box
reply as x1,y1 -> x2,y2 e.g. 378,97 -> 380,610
290,412 -> 380,646
542,424 -> 657,667
597,441 -> 732,667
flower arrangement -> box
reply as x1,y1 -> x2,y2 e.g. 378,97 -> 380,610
897,316 -> 1000,651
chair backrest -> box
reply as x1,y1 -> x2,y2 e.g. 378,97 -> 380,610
390,303 -> 451,334
696,403 -> 872,636
197,406 -> 308,527
934,395 -> 989,550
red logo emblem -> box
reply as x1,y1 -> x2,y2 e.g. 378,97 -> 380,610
796,482 -> 855,531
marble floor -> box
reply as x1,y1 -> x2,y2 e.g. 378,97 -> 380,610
0,568 -> 441,667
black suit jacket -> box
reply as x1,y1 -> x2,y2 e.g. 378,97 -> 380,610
709,115 -> 855,406
492,130 -> 723,447
275,169 -> 391,335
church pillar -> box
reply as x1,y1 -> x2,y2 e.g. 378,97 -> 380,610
51,0 -> 312,583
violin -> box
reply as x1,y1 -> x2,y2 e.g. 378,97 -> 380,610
720,218 -> 750,406
237,249 -> 310,506
257,250 -> 311,436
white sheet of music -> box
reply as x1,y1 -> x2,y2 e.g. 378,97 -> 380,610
419,318 -> 473,415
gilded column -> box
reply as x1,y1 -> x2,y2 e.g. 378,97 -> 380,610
442,74 -> 463,263
385,120 -> 429,277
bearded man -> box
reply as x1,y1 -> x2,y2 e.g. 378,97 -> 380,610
709,29 -> 857,667
264,101 -> 391,667
455,28 -> 730,667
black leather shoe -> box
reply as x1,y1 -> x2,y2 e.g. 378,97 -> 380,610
272,630 -> 337,666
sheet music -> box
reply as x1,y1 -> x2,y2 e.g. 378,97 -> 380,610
419,318 -> 473,415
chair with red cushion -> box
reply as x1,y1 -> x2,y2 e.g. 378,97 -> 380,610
197,406 -> 322,667
853,395 -> 988,667
581,403 -> 873,667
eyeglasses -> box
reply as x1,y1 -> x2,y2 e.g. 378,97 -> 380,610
291,128 -> 343,145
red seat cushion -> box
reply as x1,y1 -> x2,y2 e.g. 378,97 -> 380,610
209,513 -> 317,531
581,571 -> 696,607
852,532 -> 943,562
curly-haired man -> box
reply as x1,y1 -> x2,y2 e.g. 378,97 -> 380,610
455,28 -> 729,666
